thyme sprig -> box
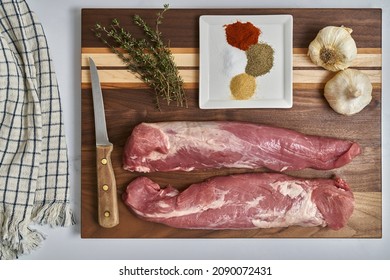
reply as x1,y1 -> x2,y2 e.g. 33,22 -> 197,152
93,4 -> 187,110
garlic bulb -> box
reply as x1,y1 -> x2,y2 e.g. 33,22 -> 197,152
324,69 -> 372,116
308,26 -> 357,72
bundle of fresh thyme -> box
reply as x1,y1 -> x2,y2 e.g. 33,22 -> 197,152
93,4 -> 187,110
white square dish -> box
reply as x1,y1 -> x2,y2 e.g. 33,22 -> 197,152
199,15 -> 293,109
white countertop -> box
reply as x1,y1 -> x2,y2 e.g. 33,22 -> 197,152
23,0 -> 389,260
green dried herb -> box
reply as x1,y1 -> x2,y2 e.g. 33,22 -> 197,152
245,43 -> 274,77
93,4 -> 187,110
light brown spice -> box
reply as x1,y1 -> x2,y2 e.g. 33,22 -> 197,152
230,73 -> 256,100
245,43 -> 274,77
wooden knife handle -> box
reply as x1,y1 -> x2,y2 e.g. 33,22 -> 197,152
96,144 -> 119,228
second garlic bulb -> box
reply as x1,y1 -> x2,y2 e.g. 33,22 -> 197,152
324,69 -> 373,116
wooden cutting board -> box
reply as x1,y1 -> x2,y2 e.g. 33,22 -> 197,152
81,8 -> 382,238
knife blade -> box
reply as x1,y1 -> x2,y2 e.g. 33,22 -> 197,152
89,57 -> 119,228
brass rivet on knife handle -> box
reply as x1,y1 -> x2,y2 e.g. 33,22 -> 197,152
96,144 -> 119,228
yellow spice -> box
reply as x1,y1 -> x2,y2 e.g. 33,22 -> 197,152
230,73 -> 256,100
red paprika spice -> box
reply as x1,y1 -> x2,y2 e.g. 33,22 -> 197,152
224,21 -> 261,51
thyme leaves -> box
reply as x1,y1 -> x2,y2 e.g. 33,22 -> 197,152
93,5 -> 187,110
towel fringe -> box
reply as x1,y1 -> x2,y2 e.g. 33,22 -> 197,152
32,202 -> 76,227
0,210 -> 45,260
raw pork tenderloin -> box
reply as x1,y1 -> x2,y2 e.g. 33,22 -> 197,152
122,173 -> 354,230
123,121 -> 360,173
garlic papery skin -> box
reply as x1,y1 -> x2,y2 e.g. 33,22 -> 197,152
308,26 -> 357,72
324,69 -> 373,116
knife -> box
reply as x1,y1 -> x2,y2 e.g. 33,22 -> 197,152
89,57 -> 119,228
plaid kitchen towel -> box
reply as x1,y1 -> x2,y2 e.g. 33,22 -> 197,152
0,0 -> 75,259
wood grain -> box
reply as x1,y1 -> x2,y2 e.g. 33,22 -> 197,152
96,144 -> 119,228
80,48 -> 381,68
80,49 -> 382,90
81,53 -> 382,89
81,8 -> 382,238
